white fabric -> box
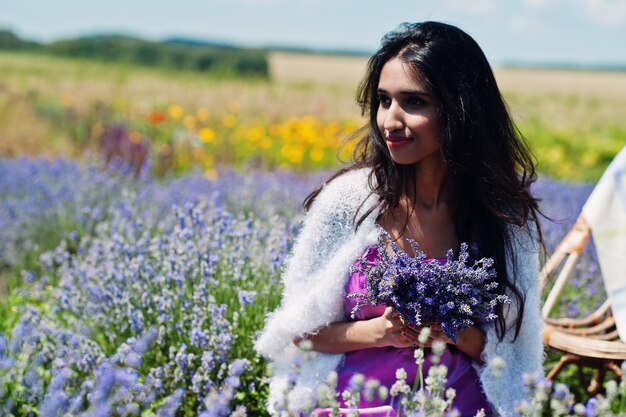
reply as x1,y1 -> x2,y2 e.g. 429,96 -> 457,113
255,168 -> 544,417
582,146 -> 626,340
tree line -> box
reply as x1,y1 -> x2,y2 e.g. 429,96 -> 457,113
0,30 -> 268,77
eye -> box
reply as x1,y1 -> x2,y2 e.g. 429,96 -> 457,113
377,94 -> 391,108
406,96 -> 426,107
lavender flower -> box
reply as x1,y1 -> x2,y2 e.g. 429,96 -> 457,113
350,235 -> 509,342
0,156 -> 613,415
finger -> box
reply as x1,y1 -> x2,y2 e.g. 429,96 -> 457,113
384,306 -> 398,318
386,313 -> 404,327
404,322 -> 422,331
401,325 -> 421,339
427,332 -> 453,345
400,326 -> 420,343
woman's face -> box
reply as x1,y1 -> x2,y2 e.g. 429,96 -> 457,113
376,57 -> 443,167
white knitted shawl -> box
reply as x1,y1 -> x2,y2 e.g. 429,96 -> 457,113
255,168 -> 544,417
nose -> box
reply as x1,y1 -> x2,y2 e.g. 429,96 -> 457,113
382,101 -> 404,133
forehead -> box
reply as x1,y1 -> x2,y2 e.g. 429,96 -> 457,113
378,57 -> 428,91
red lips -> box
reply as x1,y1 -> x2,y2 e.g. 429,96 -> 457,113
386,135 -> 412,149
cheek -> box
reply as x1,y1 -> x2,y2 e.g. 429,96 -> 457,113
376,110 -> 385,134
412,117 -> 440,138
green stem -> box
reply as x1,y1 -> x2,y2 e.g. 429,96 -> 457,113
386,394 -> 395,417
619,375 -> 626,411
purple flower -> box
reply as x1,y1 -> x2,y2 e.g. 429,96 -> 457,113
237,290 -> 256,306
350,236 -> 507,343
585,397 -> 598,416
155,388 -> 184,417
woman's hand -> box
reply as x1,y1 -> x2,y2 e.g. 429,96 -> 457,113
379,314 -> 453,348
295,307 -> 483,362
406,321 -> 486,364
298,307 -> 424,353
373,307 -> 432,348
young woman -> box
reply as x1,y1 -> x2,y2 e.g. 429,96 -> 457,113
256,21 -> 544,417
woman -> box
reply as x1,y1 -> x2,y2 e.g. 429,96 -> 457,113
256,21 -> 544,416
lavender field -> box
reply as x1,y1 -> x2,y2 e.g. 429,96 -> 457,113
0,156 -> 609,416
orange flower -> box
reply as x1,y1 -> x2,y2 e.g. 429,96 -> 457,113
129,131 -> 143,144
147,111 -> 167,124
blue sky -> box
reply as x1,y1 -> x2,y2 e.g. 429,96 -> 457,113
1,0 -> 625,66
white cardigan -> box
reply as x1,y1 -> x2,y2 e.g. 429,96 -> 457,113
255,168 -> 544,416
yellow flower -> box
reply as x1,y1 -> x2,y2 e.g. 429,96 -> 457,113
309,147 -> 325,162
227,101 -> 240,113
205,168 -> 219,180
199,128 -> 216,143
223,114 -> 237,128
168,104 -> 184,119
111,98 -> 125,111
581,151 -> 598,167
546,146 -> 565,164
91,122 -> 105,139
129,131 -> 143,144
269,123 -> 280,136
281,144 -> 305,164
196,108 -> 210,121
260,137 -> 272,149
183,115 -> 197,130
324,122 -> 340,138
248,126 -> 264,143
204,154 -> 215,165
60,94 -> 74,107
160,144 -> 173,156
192,147 -> 205,159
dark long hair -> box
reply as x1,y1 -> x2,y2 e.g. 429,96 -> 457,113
304,21 -> 543,342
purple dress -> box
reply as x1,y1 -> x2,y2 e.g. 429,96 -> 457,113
314,245 -> 492,417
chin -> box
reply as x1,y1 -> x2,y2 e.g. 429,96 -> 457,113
391,159 -> 418,166
388,154 -> 418,165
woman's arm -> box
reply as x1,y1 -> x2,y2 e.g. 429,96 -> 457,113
451,326 -> 486,364
402,322 -> 486,364
298,306 -> 485,363
296,307 -> 417,354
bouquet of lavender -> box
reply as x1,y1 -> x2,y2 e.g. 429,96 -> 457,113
349,234 -> 510,343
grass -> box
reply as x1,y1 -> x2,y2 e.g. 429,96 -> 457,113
0,50 -> 624,180
0,50 -> 623,410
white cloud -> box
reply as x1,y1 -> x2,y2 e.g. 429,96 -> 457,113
580,0 -> 626,25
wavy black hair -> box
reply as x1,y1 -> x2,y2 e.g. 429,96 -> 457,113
304,21 -> 543,341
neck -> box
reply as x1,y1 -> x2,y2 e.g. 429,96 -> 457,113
406,159 -> 450,209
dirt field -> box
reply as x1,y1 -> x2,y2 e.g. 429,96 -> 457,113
270,52 -> 626,99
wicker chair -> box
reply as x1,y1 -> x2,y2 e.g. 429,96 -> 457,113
541,214 -> 626,393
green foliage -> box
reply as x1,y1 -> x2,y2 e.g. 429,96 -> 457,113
0,30 -> 40,51
519,119 -> 625,182
0,31 -> 269,78
45,35 -> 269,78
506,91 -> 626,182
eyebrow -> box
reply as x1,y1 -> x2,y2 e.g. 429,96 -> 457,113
376,88 -> 432,97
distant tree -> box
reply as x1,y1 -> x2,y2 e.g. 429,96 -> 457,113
0,30 -> 41,50
0,31 -> 269,77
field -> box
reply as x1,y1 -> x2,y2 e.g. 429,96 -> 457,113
0,50 -> 625,416
0,51 -> 625,179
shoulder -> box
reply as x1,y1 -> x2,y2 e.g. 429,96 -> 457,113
504,220 -> 542,293
309,167 -> 376,216
506,220 -> 541,257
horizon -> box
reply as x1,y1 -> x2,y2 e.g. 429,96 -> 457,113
1,0 -> 625,68
3,28 -> 626,72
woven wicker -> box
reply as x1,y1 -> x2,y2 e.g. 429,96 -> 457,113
541,214 -> 626,393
